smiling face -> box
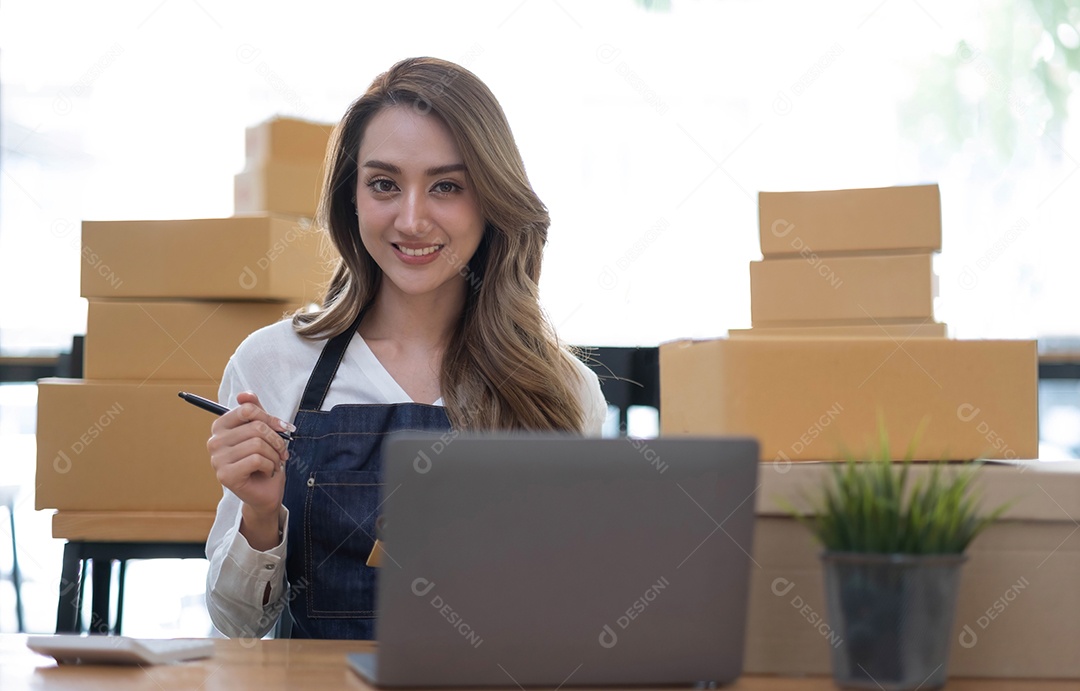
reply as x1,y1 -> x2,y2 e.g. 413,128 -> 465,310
354,106 -> 486,305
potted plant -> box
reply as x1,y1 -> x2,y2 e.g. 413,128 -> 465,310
791,427 -> 1010,691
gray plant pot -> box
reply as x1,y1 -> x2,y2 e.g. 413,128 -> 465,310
821,552 -> 967,691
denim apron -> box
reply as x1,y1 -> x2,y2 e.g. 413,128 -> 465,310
282,310 -> 452,639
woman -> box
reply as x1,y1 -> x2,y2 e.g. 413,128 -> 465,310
204,57 -> 607,640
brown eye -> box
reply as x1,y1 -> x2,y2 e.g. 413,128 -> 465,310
433,181 -> 461,194
368,179 -> 396,194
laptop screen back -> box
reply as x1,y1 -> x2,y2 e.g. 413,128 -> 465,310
373,434 -> 759,687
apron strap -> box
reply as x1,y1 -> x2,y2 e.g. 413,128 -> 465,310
297,306 -> 369,412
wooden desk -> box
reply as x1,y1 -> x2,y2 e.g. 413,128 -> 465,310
1,636 -> 1074,690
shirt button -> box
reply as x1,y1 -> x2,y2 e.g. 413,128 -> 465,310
265,564 -> 275,570
307,477 -> 315,487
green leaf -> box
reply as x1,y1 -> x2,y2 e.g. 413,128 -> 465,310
784,417 -> 1013,554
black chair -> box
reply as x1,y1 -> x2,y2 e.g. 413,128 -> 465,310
577,346 -> 660,433
56,542 -> 207,634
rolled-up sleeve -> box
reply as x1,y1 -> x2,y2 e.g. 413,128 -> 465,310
205,491 -> 289,639
204,356 -> 290,638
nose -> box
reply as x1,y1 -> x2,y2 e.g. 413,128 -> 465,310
394,188 -> 431,237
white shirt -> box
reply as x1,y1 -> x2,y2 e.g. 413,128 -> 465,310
204,318 -> 608,639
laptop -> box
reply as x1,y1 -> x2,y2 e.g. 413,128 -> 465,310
349,433 -> 760,687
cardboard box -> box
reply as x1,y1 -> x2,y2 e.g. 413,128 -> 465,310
759,184 -> 941,257
52,511 -> 215,541
729,322 -> 947,339
745,462 -> 1080,678
750,253 -> 935,324
36,379 -> 225,511
81,215 -> 335,301
234,161 -> 324,218
85,300 -> 299,380
659,338 -> 1038,461
244,116 -> 333,165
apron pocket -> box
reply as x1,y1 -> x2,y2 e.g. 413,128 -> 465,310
304,469 -> 382,618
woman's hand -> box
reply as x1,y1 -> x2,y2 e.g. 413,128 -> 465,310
207,392 -> 295,548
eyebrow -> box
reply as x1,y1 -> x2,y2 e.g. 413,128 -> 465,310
362,160 -> 467,176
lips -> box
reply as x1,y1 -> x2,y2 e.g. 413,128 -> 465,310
392,243 -> 445,265
393,243 -> 444,257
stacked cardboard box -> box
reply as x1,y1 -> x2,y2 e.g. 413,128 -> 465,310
736,184 -> 946,339
660,185 -> 1050,677
660,337 -> 1038,462
37,122 -> 338,513
661,183 -> 1038,462
234,116 -> 334,219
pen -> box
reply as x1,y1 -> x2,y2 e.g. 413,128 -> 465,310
178,391 -> 293,441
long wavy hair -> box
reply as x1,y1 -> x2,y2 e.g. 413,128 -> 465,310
294,57 -> 585,432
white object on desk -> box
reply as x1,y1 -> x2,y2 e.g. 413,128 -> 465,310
26,635 -> 214,665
